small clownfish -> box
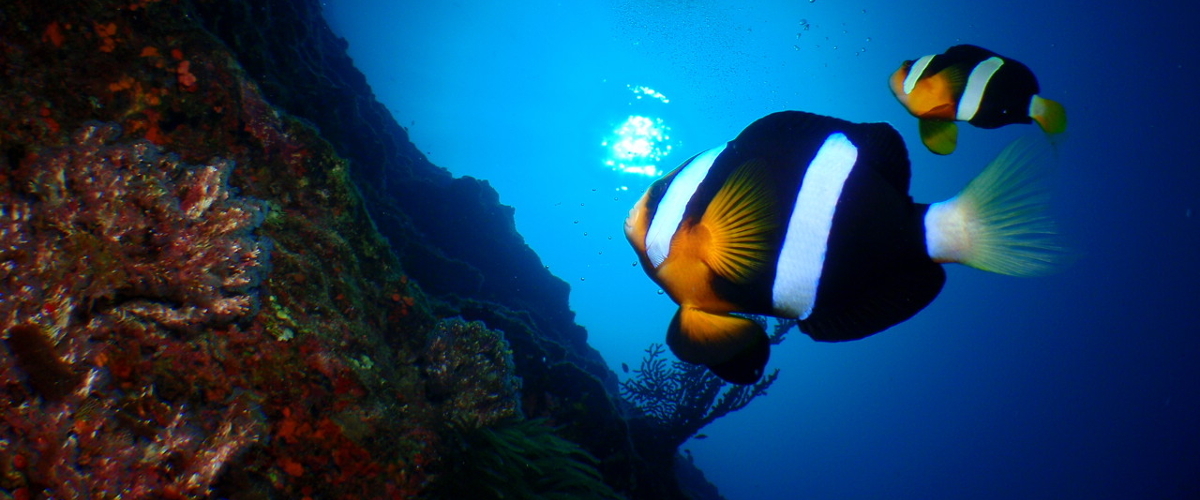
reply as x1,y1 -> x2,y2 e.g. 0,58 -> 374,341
890,44 -> 1067,155
625,111 -> 1062,385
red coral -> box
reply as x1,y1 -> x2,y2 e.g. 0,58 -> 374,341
176,60 -> 197,90
42,22 -> 66,48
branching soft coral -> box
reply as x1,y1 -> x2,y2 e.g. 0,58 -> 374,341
620,317 -> 794,449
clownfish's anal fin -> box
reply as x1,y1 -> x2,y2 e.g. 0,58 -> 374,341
919,119 -> 958,155
799,261 -> 946,343
699,159 -> 778,284
1030,95 -> 1067,135
667,307 -> 769,385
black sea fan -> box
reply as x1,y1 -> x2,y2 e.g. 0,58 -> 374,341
619,316 -> 791,449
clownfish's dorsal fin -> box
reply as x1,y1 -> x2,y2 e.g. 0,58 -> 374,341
699,159 -> 779,284
667,307 -> 769,384
919,119 -> 959,155
1030,95 -> 1068,135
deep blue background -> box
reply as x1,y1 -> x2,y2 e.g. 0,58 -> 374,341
324,1 -> 1198,498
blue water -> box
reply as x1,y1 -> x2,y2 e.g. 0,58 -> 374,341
323,1 -> 1199,498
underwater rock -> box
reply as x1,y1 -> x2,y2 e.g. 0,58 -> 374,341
0,123 -> 269,498
421,318 -> 522,430
192,0 -> 609,374
0,0 -> 729,497
0,2 -> 441,496
0,122 -> 269,334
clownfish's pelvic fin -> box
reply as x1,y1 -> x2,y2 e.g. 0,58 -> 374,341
700,159 -> 779,284
919,119 -> 958,155
924,136 -> 1065,276
667,307 -> 769,384
707,328 -> 770,385
1029,95 -> 1068,135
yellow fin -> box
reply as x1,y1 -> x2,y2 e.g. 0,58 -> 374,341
698,159 -> 778,283
1030,95 -> 1067,135
938,64 -> 970,100
920,119 -> 958,155
667,307 -> 765,369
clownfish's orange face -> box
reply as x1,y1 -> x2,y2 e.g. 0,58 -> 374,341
889,60 -> 915,108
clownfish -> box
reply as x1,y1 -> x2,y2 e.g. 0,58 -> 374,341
890,44 -> 1067,155
625,111 -> 1061,384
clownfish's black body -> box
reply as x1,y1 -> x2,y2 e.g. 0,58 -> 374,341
626,111 -> 1061,384
890,44 -> 1067,155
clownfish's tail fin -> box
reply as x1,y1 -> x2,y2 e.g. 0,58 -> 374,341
924,135 -> 1067,276
1030,95 -> 1067,135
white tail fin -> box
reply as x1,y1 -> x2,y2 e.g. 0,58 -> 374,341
924,136 -> 1064,276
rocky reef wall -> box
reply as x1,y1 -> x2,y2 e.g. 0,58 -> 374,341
0,0 -> 724,498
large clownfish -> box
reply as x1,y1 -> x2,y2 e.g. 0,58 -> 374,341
890,44 -> 1067,155
625,111 -> 1061,384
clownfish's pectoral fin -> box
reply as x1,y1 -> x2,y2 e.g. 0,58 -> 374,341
919,118 -> 958,155
939,64 -> 970,101
667,307 -> 770,385
699,159 -> 779,284
1029,95 -> 1067,135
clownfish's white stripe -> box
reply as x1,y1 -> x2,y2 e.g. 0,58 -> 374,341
956,56 -> 1004,121
903,55 -> 935,95
772,133 -> 858,319
645,144 -> 727,268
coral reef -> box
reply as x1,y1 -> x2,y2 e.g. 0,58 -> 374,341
0,123 -> 268,498
421,319 -> 522,430
0,0 -> 735,497
0,122 -> 268,334
185,3 -> 650,490
0,2 -> 439,492
190,0 -> 612,379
